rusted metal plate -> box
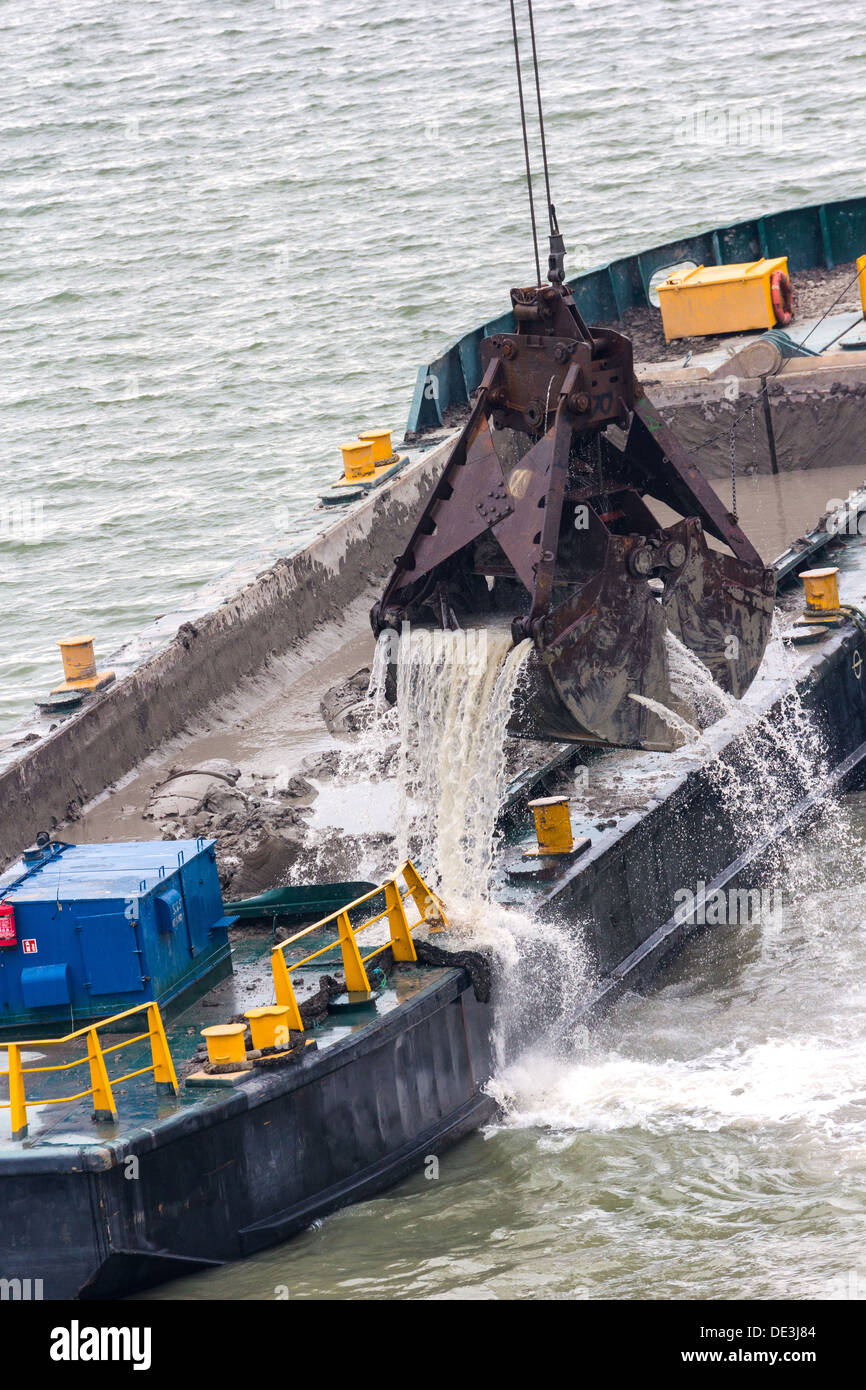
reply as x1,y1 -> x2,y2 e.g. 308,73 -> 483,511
661,523 -> 775,696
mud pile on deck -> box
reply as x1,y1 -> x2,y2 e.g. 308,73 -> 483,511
141,669 -> 397,897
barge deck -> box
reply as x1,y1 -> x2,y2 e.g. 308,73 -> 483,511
0,889 -> 493,1299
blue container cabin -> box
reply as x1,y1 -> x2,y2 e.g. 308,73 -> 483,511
0,839 -> 234,1031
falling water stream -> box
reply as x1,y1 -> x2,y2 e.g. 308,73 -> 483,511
389,625 -> 531,911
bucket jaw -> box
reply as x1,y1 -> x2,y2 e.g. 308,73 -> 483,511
371,279 -> 775,750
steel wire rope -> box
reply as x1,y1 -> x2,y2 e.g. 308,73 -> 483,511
508,0 -> 542,287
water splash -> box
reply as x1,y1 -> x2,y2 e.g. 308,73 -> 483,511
631,623 -> 850,898
490,1030 -> 866,1139
629,691 -> 701,745
336,623 -> 533,908
343,608 -> 849,1080
458,901 -> 593,1068
667,628 -> 734,727
693,617 -> 848,891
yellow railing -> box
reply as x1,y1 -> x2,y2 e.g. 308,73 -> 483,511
271,860 -> 448,1031
0,1002 -> 178,1141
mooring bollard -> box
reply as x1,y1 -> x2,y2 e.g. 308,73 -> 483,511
358,428 -> 393,463
801,566 -> 840,614
58,636 -> 98,683
244,1005 -> 293,1051
49,635 -> 115,698
339,439 -> 375,480
201,1023 -> 248,1067
527,796 -> 574,855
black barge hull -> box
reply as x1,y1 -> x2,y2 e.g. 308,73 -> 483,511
0,970 -> 493,1300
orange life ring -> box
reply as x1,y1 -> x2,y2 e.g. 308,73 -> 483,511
771,270 -> 794,326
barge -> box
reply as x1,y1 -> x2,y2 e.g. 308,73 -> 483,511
2,8 -> 866,1292
3,481 -> 866,1298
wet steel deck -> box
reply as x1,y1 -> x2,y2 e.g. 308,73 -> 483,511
0,926 -> 455,1154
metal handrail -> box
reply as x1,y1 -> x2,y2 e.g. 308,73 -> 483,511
0,1001 -> 178,1141
270,860 -> 448,1029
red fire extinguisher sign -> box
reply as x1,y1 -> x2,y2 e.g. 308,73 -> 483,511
0,900 -> 17,949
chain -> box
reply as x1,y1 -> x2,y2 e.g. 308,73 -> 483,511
729,424 -> 738,521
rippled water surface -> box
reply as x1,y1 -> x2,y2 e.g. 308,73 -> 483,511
3,0 -> 865,726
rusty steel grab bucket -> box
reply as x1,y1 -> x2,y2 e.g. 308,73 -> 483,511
371,279 -> 775,751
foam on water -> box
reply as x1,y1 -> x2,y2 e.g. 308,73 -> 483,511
492,1034 -> 866,1139
489,1030 -> 866,1140
491,863 -> 866,1150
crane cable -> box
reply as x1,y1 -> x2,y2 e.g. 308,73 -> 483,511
508,0 -> 542,287
525,0 -> 555,237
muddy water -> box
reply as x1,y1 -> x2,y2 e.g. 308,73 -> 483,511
707,466 -> 865,563
139,787 -> 866,1302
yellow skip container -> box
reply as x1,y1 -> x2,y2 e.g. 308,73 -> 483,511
657,256 -> 790,341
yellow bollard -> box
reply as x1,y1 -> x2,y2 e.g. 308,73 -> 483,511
858,255 -> 866,318
52,636 -> 114,696
358,429 -> 393,464
59,637 -> 97,682
340,439 -> 375,481
528,796 -> 574,854
201,1023 -> 247,1066
245,1004 -> 293,1051
801,567 -> 840,614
